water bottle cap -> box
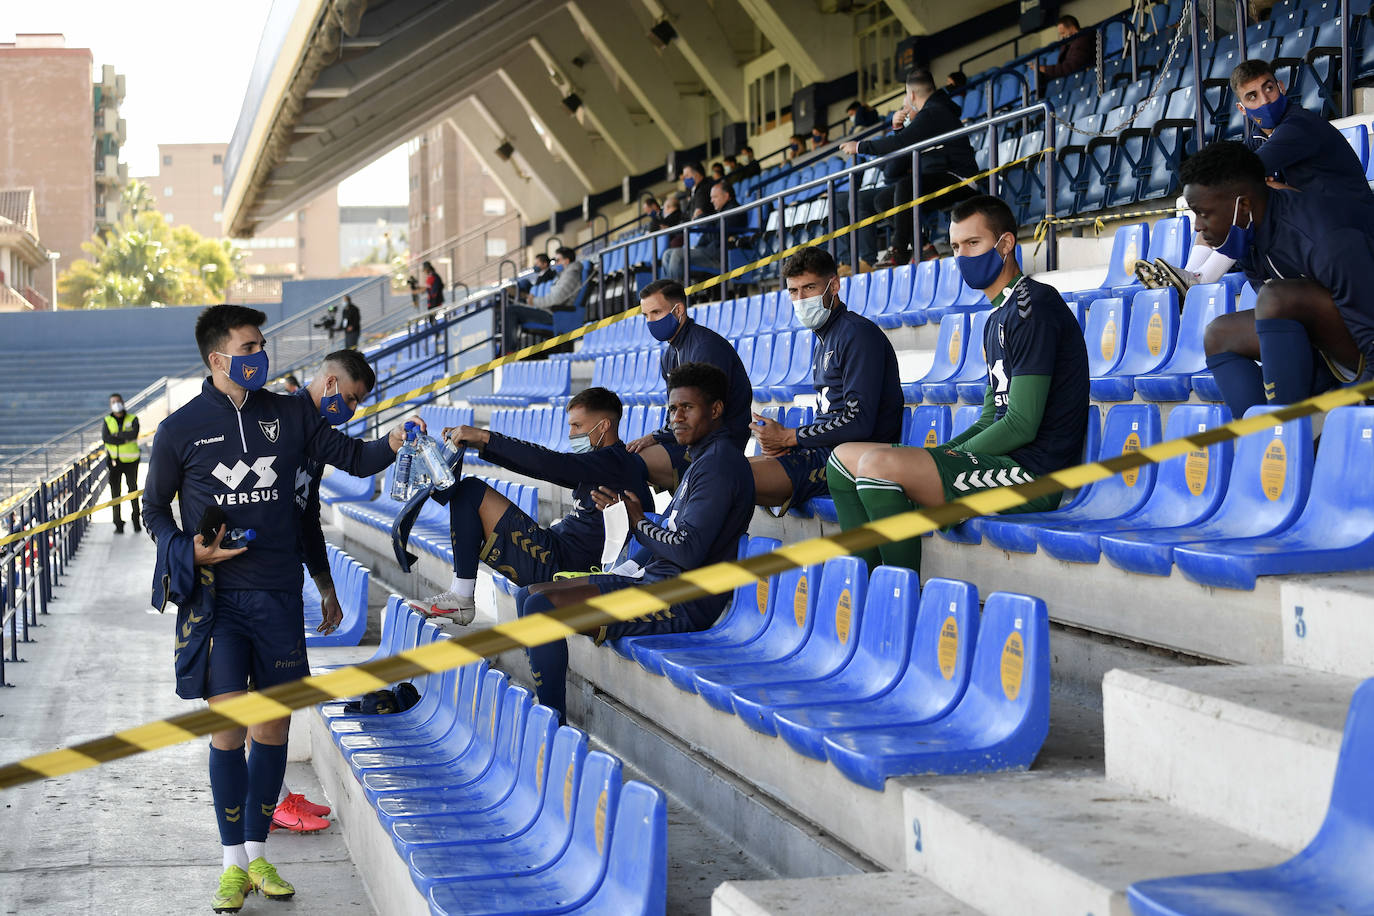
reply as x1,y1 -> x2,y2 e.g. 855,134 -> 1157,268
244,529 -> 257,542
405,421 -> 417,430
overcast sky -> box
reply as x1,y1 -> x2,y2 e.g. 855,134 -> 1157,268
3,0 -> 407,206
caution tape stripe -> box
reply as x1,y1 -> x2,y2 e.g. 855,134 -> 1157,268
1,377 -> 1368,790
0,491 -> 142,551
353,148 -> 1054,420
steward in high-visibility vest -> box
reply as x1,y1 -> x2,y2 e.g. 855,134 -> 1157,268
102,394 -> 141,533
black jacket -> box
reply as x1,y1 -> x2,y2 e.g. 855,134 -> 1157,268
858,92 -> 976,179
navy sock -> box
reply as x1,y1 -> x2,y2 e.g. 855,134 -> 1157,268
209,744 -> 248,847
1206,351 -> 1266,420
447,477 -> 490,579
244,740 -> 288,842
516,587 -> 567,721
1255,318 -> 1315,405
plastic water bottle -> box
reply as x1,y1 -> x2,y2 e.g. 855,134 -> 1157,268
414,431 -> 455,490
390,423 -> 419,501
222,528 -> 256,549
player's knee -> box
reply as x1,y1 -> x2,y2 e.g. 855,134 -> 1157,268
856,446 -> 908,481
830,442 -> 867,474
1203,314 -> 1236,355
250,718 -> 290,746
516,584 -> 554,618
210,729 -> 247,751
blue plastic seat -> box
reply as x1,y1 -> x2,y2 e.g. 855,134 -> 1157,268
624,537 -> 778,674
1127,678 -> 1374,916
1100,409 -> 1314,576
1090,288 -> 1180,401
318,469 -> 376,504
773,577 -> 978,761
693,557 -> 869,715
1097,224 -> 1150,290
821,591 -> 1050,790
1342,123 -> 1370,174
901,260 -> 939,326
1172,407 -> 1374,589
732,565 -> 916,736
906,313 -> 971,403
980,404 -> 1161,553
658,564 -> 821,695
904,405 -> 952,448
770,332 -> 815,400
924,310 -> 992,404
869,266 -> 906,329
1034,405 -> 1232,563
559,781 -> 668,915
754,330 -> 792,401
1135,283 -> 1235,401
950,404 -> 981,438
1083,296 -> 1131,382
926,257 -> 988,321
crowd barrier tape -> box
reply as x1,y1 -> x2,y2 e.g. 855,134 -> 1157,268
2,376 -> 1371,791
1032,203 -> 1184,245
0,491 -> 142,551
351,147 -> 1054,420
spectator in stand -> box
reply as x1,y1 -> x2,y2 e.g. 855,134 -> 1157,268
662,182 -> 748,281
839,68 -> 979,267
312,303 -> 339,341
945,71 -> 968,99
407,275 -> 421,310
723,154 -> 740,176
505,246 -> 582,351
1038,15 -> 1095,82
1139,59 -> 1374,295
847,100 -> 882,129
627,279 -> 753,491
711,162 -> 727,181
340,295 -> 361,349
517,252 -> 557,293
735,145 -> 761,180
283,375 -> 301,394
422,261 -> 444,315
749,247 -> 903,512
102,392 -> 141,534
679,160 -> 717,219
514,362 -> 754,722
810,125 -> 830,151
786,134 -> 806,161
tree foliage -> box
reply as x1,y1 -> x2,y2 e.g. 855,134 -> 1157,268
57,180 -> 240,309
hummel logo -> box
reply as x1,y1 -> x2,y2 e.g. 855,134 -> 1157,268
193,435 -> 225,448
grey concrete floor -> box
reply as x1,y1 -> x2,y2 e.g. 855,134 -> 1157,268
0,520 -> 374,916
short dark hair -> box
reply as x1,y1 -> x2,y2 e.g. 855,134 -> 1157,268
781,246 -> 838,280
948,70 -> 968,88
1230,58 -> 1277,95
283,375 -> 300,388
567,386 -> 623,421
323,348 -> 377,392
741,145 -> 753,154
1179,141 -> 1266,193
640,278 -> 687,306
905,69 -> 935,94
534,252 -> 551,264
109,392 -> 123,401
846,100 -> 863,113
555,246 -> 576,262
1058,14 -> 1080,28
951,194 -> 1018,239
195,304 -> 267,367
723,155 -> 737,165
641,193 -> 660,208
683,160 -> 705,177
666,361 -> 728,408
714,181 -> 735,200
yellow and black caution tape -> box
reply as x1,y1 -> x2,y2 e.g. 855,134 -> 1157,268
0,491 -> 141,551
2,377 -> 1371,791
1033,204 -> 1185,244
353,148 -> 1055,420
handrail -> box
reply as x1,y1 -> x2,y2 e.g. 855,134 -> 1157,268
405,212 -> 523,278
596,101 -> 1059,314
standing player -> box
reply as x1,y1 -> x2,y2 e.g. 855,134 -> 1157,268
626,279 -> 752,491
143,305 -> 416,913
827,196 -> 1088,574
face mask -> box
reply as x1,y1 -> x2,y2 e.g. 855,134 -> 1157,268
723,165 -> 733,175
214,349 -> 269,390
792,281 -> 835,330
568,419 -> 605,454
955,234 -> 1012,290
1250,93 -> 1288,130
110,401 -> 125,414
1214,196 -> 1255,260
647,309 -> 681,342
739,153 -> 750,165
319,378 -> 354,425
849,114 -> 858,126
683,176 -> 695,190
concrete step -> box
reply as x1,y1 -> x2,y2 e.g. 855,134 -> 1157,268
1278,574 -> 1374,678
712,872 -> 979,916
1103,664 -> 1355,851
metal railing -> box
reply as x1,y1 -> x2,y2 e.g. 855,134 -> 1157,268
595,102 -> 1058,314
1,447 -> 107,686
405,213 -> 524,291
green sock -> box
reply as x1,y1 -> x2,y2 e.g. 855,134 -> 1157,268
856,476 -> 921,574
826,452 -> 882,569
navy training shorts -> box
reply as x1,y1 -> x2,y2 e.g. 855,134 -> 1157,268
202,589 -> 309,699
772,445 -> 832,512
480,502 -> 576,586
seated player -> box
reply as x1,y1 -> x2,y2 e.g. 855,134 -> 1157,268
1139,59 -> 1374,294
514,362 -> 754,722
626,279 -> 752,491
404,386 -> 653,623
828,195 -> 1089,575
1194,141 -> 1374,420
750,246 -> 903,513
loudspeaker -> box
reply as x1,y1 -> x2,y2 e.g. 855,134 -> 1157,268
721,122 -> 747,157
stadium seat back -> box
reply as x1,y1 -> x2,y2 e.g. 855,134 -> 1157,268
1136,282 -> 1234,401
906,577 -> 980,714
1342,124 -> 1370,172
1100,223 -> 1149,289
960,591 -> 1048,738
906,405 -> 952,447
1148,403 -> 1235,518
1209,407 -> 1314,532
951,404 -> 982,438
1085,297 -> 1131,376
581,781 -> 669,914
1112,287 -> 1180,375
793,556 -> 869,672
909,260 -> 939,318
1283,407 -> 1374,541
847,274 -> 872,315
1146,216 -> 1191,266
917,313 -> 972,386
1082,403 -> 1163,512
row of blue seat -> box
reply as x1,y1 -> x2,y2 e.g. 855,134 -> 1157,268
606,547 -> 1049,790
301,544 -> 369,648
470,360 -> 572,406
319,598 -> 667,914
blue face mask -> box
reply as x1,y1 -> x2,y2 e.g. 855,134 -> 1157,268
647,309 -> 681,342
683,176 -> 695,191
1249,92 -> 1288,130
215,349 -> 269,390
955,234 -> 1012,291
1214,196 -> 1254,260
319,378 -> 354,425
568,419 -> 606,454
